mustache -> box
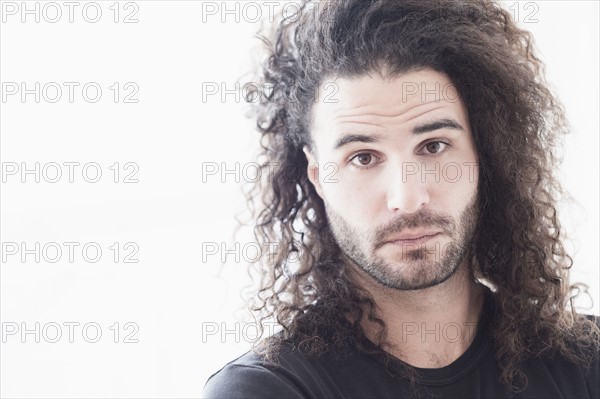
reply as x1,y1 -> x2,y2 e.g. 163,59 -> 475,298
373,210 -> 454,249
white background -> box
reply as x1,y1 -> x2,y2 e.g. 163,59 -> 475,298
0,1 -> 598,397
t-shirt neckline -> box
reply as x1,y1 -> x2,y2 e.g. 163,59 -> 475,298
361,285 -> 495,386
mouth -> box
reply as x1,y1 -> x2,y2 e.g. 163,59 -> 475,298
385,232 -> 441,246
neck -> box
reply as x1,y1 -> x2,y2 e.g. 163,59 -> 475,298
354,260 -> 486,368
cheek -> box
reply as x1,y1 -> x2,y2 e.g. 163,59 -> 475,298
320,172 -> 382,219
434,162 -> 479,206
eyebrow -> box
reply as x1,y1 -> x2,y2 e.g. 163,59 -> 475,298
333,118 -> 464,150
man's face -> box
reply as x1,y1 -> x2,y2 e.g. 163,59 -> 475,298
304,69 -> 480,291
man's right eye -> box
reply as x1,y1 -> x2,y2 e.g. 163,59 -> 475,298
349,152 -> 379,169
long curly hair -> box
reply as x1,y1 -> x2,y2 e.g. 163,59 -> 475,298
241,0 -> 599,392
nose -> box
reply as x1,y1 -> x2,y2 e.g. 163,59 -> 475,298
386,162 -> 430,213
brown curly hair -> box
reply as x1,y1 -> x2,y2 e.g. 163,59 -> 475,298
240,0 -> 600,393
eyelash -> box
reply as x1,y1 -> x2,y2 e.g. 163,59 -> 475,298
348,140 -> 451,169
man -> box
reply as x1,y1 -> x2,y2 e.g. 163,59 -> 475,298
204,0 -> 599,397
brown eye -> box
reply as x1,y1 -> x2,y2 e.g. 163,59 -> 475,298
349,152 -> 378,169
423,141 -> 449,155
356,153 -> 372,165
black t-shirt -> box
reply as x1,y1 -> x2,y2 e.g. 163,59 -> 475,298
203,290 -> 599,398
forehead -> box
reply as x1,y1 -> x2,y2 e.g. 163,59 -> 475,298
310,69 -> 470,146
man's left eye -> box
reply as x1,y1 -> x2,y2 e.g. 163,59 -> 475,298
423,141 -> 449,154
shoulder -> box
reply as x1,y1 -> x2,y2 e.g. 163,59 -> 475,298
202,342 -> 340,399
203,348 -> 304,399
526,313 -> 600,398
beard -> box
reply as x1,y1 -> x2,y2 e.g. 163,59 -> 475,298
325,194 -> 479,291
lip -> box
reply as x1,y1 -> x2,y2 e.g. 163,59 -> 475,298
385,232 -> 441,245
